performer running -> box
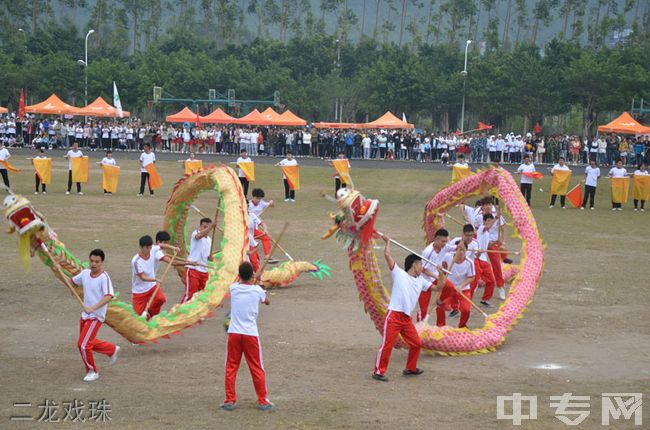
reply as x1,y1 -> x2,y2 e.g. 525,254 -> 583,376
138,143 -> 156,196
447,224 -> 482,318
417,228 -> 454,322
373,234 -> 428,382
222,262 -> 273,411
71,249 -> 119,382
182,218 -> 214,303
248,188 -> 278,264
275,152 -> 298,202
65,142 -> 84,195
236,149 -> 253,199
131,235 -> 166,318
437,244 -> 475,328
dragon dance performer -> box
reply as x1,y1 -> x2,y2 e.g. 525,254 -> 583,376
247,211 -> 262,272
447,224 -> 482,318
435,244 -> 475,328
416,228 -> 454,322
248,188 -> 278,264
71,249 -> 120,382
222,262 -> 273,411
473,196 -> 510,301
373,234 -> 428,382
131,235 -> 166,319
182,218 -> 214,303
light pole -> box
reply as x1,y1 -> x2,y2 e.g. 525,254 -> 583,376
460,39 -> 472,133
78,29 -> 95,107
334,39 -> 340,121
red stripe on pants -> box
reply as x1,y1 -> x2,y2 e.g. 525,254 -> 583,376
224,333 -> 270,405
249,247 -> 260,272
488,244 -> 505,287
471,258 -> 496,301
254,228 -> 272,257
182,268 -> 209,303
78,318 -> 116,372
435,280 -> 459,327
374,311 -> 422,375
132,286 -> 166,318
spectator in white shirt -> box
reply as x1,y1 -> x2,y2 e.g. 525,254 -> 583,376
581,159 -> 601,210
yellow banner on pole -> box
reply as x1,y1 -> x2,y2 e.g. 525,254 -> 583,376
184,160 -> 203,175
102,165 -> 120,193
32,158 -> 51,184
632,175 -> 650,201
451,165 -> 472,183
145,163 -> 163,190
281,166 -> 300,190
237,161 -> 255,181
550,170 -> 572,195
611,177 -> 629,204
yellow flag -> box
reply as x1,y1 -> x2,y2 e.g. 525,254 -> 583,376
237,161 -> 255,181
281,166 -> 300,190
184,159 -> 203,175
331,159 -> 351,183
145,163 -> 163,190
32,158 -> 51,184
71,156 -> 89,183
451,165 -> 472,183
550,170 -> 572,195
0,160 -> 21,173
102,165 -> 120,193
632,175 -> 650,201
610,177 -> 629,204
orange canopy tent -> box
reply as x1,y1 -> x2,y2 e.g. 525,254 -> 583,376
25,93 -> 80,115
276,110 -> 307,126
363,111 -> 414,129
234,109 -> 272,126
597,112 -> 650,135
78,96 -> 130,118
0,106 -> 8,114
200,107 -> 238,124
313,121 -> 364,129
166,106 -> 199,123
259,107 -> 283,124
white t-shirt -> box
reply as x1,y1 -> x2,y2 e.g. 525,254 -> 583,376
551,164 -> 570,174
387,264 -> 431,315
72,269 -> 114,322
472,206 -> 498,227
248,200 -> 269,218
362,137 -> 371,149
186,229 -> 211,273
101,157 -> 116,166
634,169 -> 649,176
236,156 -> 252,178
140,152 -> 156,173
151,244 -> 166,273
518,163 -> 536,184
442,254 -> 475,291
609,167 -> 628,178
278,158 -> 298,179
476,226 -> 491,262
584,166 -> 601,187
450,237 -> 479,261
66,149 -> 83,170
228,282 -> 266,336
131,253 -> 157,294
420,242 -> 454,281
487,216 -> 505,241
453,162 -> 469,169
248,212 -> 262,248
0,147 -> 10,166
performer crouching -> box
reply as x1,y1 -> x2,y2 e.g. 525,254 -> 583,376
131,235 -> 166,319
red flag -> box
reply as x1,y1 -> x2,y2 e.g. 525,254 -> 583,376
566,184 -> 583,208
523,171 -> 544,179
18,89 -> 25,119
533,122 -> 542,134
477,121 -> 493,130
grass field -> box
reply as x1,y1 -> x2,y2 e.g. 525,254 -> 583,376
1,155 -> 648,429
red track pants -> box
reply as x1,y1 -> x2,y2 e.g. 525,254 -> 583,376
78,318 -> 116,372
132,286 -> 166,318
488,243 -> 507,288
374,311 -> 422,375
472,259 -> 497,301
417,278 -> 453,322
458,290 -> 473,328
182,268 -> 209,303
224,333 -> 270,406
254,228 -> 272,257
249,247 -> 260,272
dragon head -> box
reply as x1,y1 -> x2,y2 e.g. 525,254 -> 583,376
4,194 -> 46,235
323,186 -> 379,250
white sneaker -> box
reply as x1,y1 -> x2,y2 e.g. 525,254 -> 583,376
150,194 -> 155,197
580,207 -> 585,210
65,191 -> 70,195
137,193 -> 143,197
590,207 -> 594,210
109,345 -> 120,365
634,208 -> 638,211
612,208 -> 616,211
498,288 -> 506,300
78,192 -> 84,195
290,199 -> 295,202
641,209 -> 645,212
42,192 -> 46,195
617,208 -> 622,211
83,371 -> 99,382
284,198 -> 289,202
34,192 -> 39,195
548,205 -> 553,208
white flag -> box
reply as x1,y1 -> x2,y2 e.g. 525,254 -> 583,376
113,81 -> 123,118
402,112 -> 407,122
